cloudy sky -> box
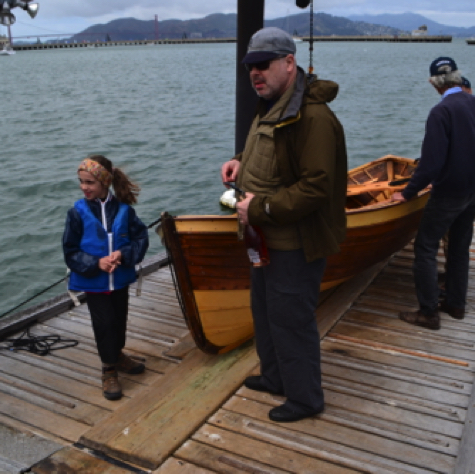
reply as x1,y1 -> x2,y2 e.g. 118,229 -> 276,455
3,0 -> 475,39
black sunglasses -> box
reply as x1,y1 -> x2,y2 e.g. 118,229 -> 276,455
244,55 -> 287,72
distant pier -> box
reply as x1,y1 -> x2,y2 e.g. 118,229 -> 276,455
302,34 -> 452,43
12,34 -> 452,51
12,38 -> 236,51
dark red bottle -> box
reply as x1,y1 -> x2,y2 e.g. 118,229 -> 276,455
244,224 -> 270,267
223,182 -> 270,267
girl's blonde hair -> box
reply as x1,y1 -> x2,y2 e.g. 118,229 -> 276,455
88,154 -> 140,205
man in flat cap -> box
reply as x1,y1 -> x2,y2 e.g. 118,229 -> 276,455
221,27 -> 347,422
393,57 -> 475,329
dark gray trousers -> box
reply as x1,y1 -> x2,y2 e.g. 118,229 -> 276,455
86,286 -> 129,365
413,192 -> 475,313
251,248 -> 326,413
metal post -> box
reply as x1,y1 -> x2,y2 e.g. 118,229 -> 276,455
235,0 -> 264,154
8,24 -> 12,45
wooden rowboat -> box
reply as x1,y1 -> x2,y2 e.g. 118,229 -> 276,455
160,155 -> 430,354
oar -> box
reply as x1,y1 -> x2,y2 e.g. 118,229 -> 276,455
347,178 -> 410,196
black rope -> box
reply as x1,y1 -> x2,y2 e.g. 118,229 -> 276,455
0,215 -> 163,320
147,216 -> 162,229
0,327 -> 78,356
0,276 -> 67,319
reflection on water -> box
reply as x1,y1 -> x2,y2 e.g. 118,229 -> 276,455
0,40 -> 473,317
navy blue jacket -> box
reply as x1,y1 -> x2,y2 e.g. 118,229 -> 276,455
403,91 -> 475,200
63,195 -> 149,284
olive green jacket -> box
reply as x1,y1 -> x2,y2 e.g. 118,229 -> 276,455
235,68 -> 348,262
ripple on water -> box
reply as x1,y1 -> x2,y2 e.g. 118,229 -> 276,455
0,40 -> 473,317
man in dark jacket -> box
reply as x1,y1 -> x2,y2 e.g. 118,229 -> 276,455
221,27 -> 347,422
392,57 -> 475,329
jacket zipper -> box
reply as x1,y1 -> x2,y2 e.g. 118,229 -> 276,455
99,198 -> 114,292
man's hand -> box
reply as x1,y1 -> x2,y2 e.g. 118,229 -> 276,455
236,193 -> 255,225
391,192 -> 407,202
221,160 -> 240,184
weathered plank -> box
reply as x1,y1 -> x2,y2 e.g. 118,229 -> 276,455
0,392 -> 90,442
213,402 -> 448,473
321,339 -> 475,382
31,447 -> 138,474
175,440 -> 292,473
154,456 -> 216,474
80,342 -> 259,470
192,423 -> 363,474
453,369 -> 475,474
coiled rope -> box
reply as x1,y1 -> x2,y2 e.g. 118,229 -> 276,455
0,327 -> 79,356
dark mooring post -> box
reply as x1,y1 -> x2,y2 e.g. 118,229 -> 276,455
235,0 -> 264,154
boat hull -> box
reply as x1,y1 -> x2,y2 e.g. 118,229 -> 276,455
161,155 -> 429,354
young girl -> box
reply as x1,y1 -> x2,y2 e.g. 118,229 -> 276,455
63,155 -> 149,400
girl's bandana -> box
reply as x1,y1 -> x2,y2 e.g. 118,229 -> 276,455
78,158 -> 112,187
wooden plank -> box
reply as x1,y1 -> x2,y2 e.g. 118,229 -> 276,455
0,392 -> 90,442
331,321 -> 475,362
154,456 -> 216,474
316,260 -> 389,337
0,353 -> 129,409
80,343 -> 260,470
31,447 -> 137,474
62,306 -> 188,340
344,309 -> 475,341
321,361 -> 470,407
0,373 -> 110,427
39,318 -> 174,358
321,351 -> 473,394
192,423 -> 363,474
163,332 -> 196,360
175,440 -> 291,473
321,340 -> 475,382
322,386 -> 464,438
323,373 -> 467,422
213,402 -> 448,474
0,412 -> 68,447
454,371 -> 475,474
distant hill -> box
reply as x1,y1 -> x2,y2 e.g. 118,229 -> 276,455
347,12 -> 475,37
70,12 -> 405,43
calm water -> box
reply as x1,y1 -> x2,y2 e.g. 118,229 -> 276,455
0,39 -> 473,317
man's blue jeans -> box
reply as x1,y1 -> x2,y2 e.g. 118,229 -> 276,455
413,192 -> 475,314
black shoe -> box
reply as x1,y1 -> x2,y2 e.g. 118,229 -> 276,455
399,310 -> 440,330
439,301 -> 465,320
244,376 -> 283,395
268,404 -> 323,423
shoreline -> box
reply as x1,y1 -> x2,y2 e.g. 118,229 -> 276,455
11,34 -> 453,51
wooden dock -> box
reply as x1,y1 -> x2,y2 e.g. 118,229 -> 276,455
0,243 -> 474,473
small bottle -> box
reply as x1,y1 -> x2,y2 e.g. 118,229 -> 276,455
244,224 -> 270,267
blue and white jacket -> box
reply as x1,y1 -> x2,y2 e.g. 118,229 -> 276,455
63,194 -> 149,292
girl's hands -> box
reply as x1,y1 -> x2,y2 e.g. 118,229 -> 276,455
99,251 -> 122,273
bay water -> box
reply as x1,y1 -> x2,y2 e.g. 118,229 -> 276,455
0,39 -> 473,318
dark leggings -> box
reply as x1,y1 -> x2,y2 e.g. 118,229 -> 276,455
86,286 -> 129,365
